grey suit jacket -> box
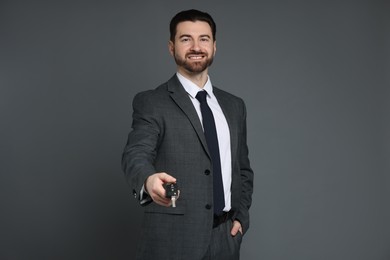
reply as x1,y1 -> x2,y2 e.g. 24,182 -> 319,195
122,75 -> 254,260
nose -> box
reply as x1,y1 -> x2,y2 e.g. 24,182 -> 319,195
190,40 -> 201,51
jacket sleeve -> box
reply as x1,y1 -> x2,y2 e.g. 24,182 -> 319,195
121,91 -> 160,204
235,99 -> 254,234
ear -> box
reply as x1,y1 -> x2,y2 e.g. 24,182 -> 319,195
213,40 -> 217,56
168,40 -> 174,56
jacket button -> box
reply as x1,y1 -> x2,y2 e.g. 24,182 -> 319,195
205,204 -> 212,210
204,169 -> 210,175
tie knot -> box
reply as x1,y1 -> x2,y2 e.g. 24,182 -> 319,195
196,90 -> 208,103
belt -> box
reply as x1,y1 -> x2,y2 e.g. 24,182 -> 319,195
213,211 -> 235,228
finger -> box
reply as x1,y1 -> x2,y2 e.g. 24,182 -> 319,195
151,186 -> 170,205
153,196 -> 171,207
159,172 -> 177,183
230,220 -> 242,236
149,185 -> 171,205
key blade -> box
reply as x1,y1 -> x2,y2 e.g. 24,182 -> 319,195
171,196 -> 176,208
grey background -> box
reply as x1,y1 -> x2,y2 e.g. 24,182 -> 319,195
1,0 -> 389,259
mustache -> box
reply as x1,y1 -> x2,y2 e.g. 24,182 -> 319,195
186,51 -> 207,55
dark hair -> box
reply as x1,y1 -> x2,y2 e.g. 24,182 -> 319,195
169,9 -> 216,42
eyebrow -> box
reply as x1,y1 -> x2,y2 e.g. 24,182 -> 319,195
179,34 -> 211,39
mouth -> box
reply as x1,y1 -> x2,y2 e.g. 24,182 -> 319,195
187,53 -> 206,60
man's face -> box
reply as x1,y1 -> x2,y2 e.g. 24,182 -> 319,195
169,21 -> 216,75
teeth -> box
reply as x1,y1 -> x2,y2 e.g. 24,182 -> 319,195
188,56 -> 203,60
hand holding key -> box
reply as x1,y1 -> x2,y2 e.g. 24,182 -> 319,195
145,172 -> 177,207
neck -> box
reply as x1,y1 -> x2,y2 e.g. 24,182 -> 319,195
177,68 -> 209,88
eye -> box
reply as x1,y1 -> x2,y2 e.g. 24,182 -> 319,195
200,38 -> 210,42
181,37 -> 190,42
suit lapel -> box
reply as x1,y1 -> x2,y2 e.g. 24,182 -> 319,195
213,87 -> 238,165
167,75 -> 211,158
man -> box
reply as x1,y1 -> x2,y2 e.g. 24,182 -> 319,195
122,9 -> 253,260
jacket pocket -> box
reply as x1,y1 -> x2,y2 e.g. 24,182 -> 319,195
144,199 -> 186,215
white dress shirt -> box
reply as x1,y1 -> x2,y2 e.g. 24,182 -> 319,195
176,72 -> 232,212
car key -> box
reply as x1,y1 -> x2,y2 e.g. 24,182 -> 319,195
164,182 -> 179,207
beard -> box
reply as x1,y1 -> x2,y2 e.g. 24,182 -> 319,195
174,50 -> 214,74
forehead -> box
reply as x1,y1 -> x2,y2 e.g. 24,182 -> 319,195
175,21 -> 213,38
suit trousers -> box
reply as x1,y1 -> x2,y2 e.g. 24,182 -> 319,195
202,220 -> 243,260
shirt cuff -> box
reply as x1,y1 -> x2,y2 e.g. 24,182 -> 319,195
140,184 -> 152,205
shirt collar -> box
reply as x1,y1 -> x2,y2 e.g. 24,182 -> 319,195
176,72 -> 214,99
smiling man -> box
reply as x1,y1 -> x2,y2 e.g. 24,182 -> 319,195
122,9 -> 254,260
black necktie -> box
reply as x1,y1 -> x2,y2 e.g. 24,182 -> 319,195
196,90 -> 225,215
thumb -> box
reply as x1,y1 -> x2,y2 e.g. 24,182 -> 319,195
159,172 -> 177,183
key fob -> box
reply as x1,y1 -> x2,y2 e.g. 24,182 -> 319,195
164,182 -> 179,198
